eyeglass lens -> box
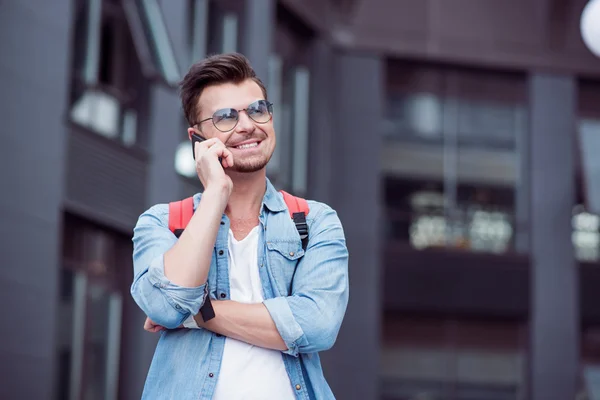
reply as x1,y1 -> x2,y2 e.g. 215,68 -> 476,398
212,100 -> 272,132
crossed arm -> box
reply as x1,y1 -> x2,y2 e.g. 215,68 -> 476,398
134,206 -> 349,356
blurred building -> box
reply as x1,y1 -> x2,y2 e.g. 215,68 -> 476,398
2,0 -> 600,399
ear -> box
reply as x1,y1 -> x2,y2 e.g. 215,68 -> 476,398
187,127 -> 195,141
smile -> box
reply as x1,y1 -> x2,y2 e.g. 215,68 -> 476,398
233,142 -> 259,150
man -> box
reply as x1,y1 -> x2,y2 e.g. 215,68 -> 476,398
131,52 -> 349,400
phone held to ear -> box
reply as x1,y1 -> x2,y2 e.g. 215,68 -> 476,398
191,132 -> 223,165
191,132 -> 205,160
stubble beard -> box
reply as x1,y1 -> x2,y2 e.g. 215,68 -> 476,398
230,153 -> 272,173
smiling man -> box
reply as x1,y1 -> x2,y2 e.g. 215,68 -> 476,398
130,53 -> 349,400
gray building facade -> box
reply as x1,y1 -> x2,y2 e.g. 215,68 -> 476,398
1,0 -> 600,399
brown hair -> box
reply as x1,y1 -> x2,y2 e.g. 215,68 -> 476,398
179,52 -> 268,126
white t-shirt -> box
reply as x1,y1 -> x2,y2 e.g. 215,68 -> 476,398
213,226 -> 296,400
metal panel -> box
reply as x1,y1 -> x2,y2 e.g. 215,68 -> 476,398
65,127 -> 148,230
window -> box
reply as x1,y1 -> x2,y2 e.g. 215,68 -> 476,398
384,61 -> 526,254
70,0 -> 147,147
55,213 -> 131,400
385,62 -> 526,151
386,177 -> 515,254
267,5 -> 313,195
205,0 -> 241,56
381,316 -> 528,400
137,0 -> 181,85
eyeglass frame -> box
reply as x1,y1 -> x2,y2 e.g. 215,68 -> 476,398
193,99 -> 274,133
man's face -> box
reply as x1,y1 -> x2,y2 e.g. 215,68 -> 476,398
188,79 -> 276,173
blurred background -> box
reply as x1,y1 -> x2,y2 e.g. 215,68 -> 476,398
2,0 -> 600,399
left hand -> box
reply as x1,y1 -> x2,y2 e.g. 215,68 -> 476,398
144,317 -> 166,333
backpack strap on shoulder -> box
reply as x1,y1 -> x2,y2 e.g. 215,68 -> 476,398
168,197 -> 195,238
280,190 -> 310,251
167,196 -> 215,322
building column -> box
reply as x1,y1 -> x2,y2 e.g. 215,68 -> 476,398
307,39 -> 335,205
311,49 -> 383,400
529,73 -> 579,400
241,0 -> 274,83
0,1 -> 72,399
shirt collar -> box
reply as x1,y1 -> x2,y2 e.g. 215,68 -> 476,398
262,177 -> 287,213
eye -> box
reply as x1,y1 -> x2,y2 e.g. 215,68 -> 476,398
248,101 -> 268,116
214,109 -> 237,122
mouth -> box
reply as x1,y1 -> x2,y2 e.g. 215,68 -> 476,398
229,140 -> 261,150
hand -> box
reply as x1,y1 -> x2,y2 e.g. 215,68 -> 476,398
194,138 -> 234,195
144,317 -> 165,333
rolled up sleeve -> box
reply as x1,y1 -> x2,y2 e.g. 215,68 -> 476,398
131,204 -> 208,329
263,206 -> 349,356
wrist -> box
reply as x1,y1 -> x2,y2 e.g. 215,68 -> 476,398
202,184 -> 230,208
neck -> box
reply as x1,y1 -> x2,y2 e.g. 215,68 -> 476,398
225,169 -> 267,219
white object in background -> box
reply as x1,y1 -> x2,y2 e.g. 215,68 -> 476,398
175,141 -> 197,178
581,0 -> 600,57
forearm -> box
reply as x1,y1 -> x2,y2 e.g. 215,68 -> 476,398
194,300 -> 287,351
164,186 -> 228,287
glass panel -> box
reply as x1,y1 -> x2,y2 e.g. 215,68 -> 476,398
572,204 -> 600,262
291,67 -> 310,195
221,13 -> 238,53
55,269 -> 76,400
190,0 -> 209,63
121,109 -> 137,146
83,0 -> 102,85
138,0 -> 181,84
82,282 -> 111,400
105,295 -> 123,400
266,54 -> 283,178
381,317 -> 526,400
579,118 -> 600,216
70,90 -> 121,138
385,92 -> 444,142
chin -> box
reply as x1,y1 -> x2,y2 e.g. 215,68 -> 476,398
231,160 -> 269,173
231,152 -> 273,173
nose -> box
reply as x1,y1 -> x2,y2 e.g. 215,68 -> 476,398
234,110 -> 255,133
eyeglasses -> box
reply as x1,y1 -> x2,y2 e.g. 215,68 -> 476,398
195,99 -> 273,132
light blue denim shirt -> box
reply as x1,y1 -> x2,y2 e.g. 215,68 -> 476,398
131,178 -> 349,400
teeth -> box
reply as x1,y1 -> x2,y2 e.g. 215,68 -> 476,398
236,142 -> 258,149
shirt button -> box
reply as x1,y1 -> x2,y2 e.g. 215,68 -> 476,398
289,252 -> 295,257
220,293 -> 226,299
220,221 -> 225,225
209,373 -> 214,378
295,384 -> 301,390
218,250 -> 224,256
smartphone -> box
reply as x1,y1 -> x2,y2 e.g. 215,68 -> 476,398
191,132 -> 223,165
191,132 -> 205,160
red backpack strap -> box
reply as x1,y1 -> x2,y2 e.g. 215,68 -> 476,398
280,190 -> 310,251
168,196 -> 216,322
168,197 -> 195,238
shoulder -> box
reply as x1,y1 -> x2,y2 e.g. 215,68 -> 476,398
133,203 -> 169,231
135,193 -> 202,227
305,199 -> 344,230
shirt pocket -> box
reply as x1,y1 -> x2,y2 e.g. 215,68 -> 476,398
266,240 -> 304,296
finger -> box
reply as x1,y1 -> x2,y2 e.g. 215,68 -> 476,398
194,137 -> 220,159
210,144 -> 234,168
144,317 -> 160,332
220,148 -> 234,168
